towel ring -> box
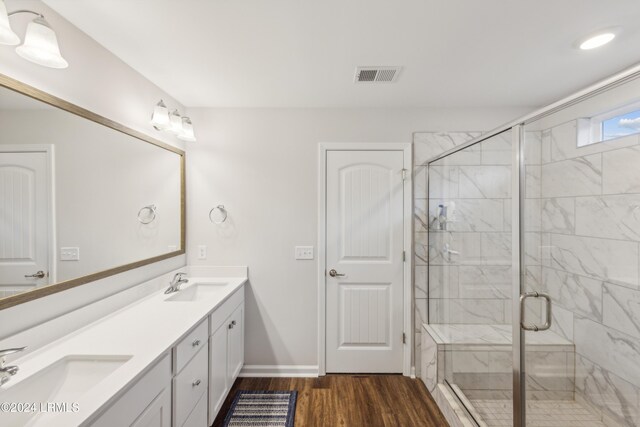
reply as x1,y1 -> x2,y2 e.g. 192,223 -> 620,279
138,204 -> 157,224
209,205 -> 228,224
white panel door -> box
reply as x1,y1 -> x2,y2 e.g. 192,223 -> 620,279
326,150 -> 405,373
0,152 -> 50,289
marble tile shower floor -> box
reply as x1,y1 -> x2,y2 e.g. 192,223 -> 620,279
469,399 -> 606,427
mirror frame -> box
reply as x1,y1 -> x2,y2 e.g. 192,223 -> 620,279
0,73 -> 186,311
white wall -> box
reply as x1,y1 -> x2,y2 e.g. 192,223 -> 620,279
185,107 -> 532,369
0,0 -> 187,339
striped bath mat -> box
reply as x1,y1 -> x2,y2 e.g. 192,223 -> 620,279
223,390 -> 298,427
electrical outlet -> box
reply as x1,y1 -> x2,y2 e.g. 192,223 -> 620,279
295,246 -> 314,260
60,247 -> 80,261
198,245 -> 207,260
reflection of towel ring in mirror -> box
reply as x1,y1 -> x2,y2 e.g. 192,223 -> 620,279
138,204 -> 157,224
209,205 -> 228,224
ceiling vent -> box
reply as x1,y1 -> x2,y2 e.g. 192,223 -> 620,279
355,66 -> 402,83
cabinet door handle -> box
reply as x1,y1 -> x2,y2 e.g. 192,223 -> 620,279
228,320 -> 236,329
192,339 -> 201,347
192,379 -> 201,387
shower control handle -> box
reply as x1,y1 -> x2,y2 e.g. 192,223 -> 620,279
520,291 -> 552,332
328,269 -> 345,277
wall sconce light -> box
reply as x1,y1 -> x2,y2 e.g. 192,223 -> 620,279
151,99 -> 196,142
0,0 -> 68,69
150,99 -> 170,130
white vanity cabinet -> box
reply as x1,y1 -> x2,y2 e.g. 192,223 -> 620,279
208,286 -> 245,425
91,354 -> 172,427
89,283 -> 245,427
131,387 -> 172,427
227,303 -> 244,381
173,320 -> 209,427
209,321 -> 229,420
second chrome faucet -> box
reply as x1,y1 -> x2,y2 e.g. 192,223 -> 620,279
165,272 -> 188,294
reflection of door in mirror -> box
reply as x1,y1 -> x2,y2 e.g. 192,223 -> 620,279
0,148 -> 53,297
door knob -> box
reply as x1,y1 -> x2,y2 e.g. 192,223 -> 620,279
328,269 -> 345,277
24,271 -> 46,279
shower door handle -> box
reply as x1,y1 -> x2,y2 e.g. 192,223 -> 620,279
519,291 -> 552,332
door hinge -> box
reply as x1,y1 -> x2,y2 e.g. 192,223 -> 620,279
402,332 -> 406,344
402,251 -> 406,262
401,168 -> 407,181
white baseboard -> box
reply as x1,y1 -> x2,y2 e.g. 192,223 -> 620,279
239,365 -> 319,378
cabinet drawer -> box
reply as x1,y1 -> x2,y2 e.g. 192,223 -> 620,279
174,318 -> 208,373
182,392 -> 207,427
173,344 -> 209,427
209,285 -> 244,333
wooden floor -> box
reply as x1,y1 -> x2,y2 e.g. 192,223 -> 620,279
211,375 -> 450,427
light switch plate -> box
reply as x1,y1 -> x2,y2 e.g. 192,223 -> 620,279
60,247 -> 80,261
295,246 -> 314,260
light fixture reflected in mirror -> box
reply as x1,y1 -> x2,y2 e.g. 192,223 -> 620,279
151,100 -> 196,142
0,1 -> 68,68
16,17 -> 68,69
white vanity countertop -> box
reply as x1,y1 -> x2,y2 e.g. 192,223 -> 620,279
0,273 -> 247,427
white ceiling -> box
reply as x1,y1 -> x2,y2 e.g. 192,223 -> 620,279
44,0 -> 640,109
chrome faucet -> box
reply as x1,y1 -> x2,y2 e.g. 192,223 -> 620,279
165,272 -> 188,294
0,347 -> 26,386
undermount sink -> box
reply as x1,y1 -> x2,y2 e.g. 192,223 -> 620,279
165,282 -> 227,302
0,355 -> 131,427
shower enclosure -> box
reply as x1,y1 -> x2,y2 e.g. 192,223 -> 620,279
425,69 -> 640,426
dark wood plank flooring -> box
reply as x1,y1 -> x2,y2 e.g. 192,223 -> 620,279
211,375 -> 449,427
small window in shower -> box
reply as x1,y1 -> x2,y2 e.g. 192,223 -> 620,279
579,101 -> 640,146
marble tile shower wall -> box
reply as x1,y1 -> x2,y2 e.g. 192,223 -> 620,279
414,131 -> 483,376
534,120 -> 640,427
417,131 -> 516,328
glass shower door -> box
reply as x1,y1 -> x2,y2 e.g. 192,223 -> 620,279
427,130 -> 516,426
520,74 -> 640,427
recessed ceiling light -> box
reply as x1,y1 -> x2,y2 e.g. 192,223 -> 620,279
576,28 -> 620,50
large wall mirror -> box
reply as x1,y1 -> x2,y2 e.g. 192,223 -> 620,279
0,74 -> 185,310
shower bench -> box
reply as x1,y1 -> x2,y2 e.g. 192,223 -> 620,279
421,323 -> 575,401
